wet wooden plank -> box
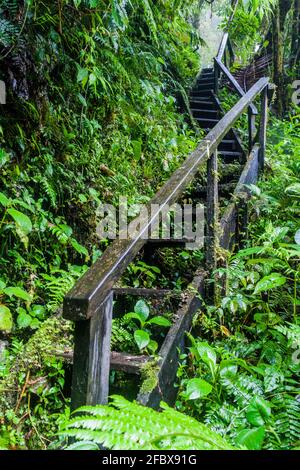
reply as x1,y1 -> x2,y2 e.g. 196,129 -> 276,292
113,287 -> 174,299
206,150 -> 219,273
56,351 -> 150,375
110,352 -> 150,375
137,270 -> 207,408
70,292 -> 113,410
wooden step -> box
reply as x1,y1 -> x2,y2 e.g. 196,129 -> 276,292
195,117 -> 219,128
196,79 -> 215,86
191,108 -> 219,118
59,350 -> 150,375
189,99 -> 216,110
189,90 -> 212,98
194,182 -> 238,197
194,83 -> 215,91
218,150 -> 243,162
218,139 -> 237,151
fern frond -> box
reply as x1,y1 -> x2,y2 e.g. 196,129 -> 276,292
60,396 -> 236,450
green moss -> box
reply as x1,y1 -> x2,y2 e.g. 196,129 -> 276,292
139,358 -> 160,395
0,316 -> 73,412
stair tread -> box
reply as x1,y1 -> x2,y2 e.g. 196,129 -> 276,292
218,150 -> 243,156
195,117 -> 219,122
191,108 -> 219,114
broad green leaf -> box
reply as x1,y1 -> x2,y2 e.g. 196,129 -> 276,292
246,397 -> 271,427
185,378 -> 212,400
147,339 -> 158,354
77,67 -> 89,86
0,305 -> 13,332
29,318 -> 41,330
124,312 -> 144,326
0,192 -> 10,207
30,305 -> 46,318
254,273 -> 287,294
4,286 -> 32,301
71,239 -> 89,257
236,427 -> 265,450
0,279 -> 6,290
134,330 -> 150,350
7,208 -> 32,234
147,316 -> 171,327
17,309 -> 32,329
134,300 -> 150,321
219,360 -> 238,377
195,342 -> 217,367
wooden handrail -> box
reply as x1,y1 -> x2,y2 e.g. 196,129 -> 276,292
63,77 -> 269,322
217,32 -> 229,61
215,58 -> 258,115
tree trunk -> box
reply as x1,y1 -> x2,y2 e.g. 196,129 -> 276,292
291,0 -> 300,71
272,0 -> 293,116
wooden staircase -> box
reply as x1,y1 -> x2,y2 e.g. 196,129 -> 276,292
190,67 -> 245,165
62,1 -> 270,411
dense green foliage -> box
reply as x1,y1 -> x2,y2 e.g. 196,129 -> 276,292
175,115 -> 300,450
0,0 -> 200,336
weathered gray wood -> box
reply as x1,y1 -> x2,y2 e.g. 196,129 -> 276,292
210,92 -> 245,159
214,59 -> 220,94
217,33 -> 229,61
248,108 -> 256,152
215,58 -> 258,116
206,150 -> 219,274
113,287 -> 174,298
63,78 -> 269,321
71,292 -> 113,410
110,352 -> 150,375
56,350 -> 150,375
138,270 -> 207,407
220,145 -> 259,249
259,86 -> 268,172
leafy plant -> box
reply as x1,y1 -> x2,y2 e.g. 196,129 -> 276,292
59,395 -> 236,450
124,299 -> 171,354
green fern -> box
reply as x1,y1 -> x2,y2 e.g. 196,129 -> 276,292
60,395 -> 236,450
42,269 -> 81,312
0,0 -> 21,49
111,318 -> 134,351
220,373 -> 264,408
39,177 -> 57,208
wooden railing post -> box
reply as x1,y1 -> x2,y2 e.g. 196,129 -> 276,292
206,151 -> 219,291
70,292 -> 113,410
214,59 -> 219,94
258,86 -> 268,173
248,108 -> 256,152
